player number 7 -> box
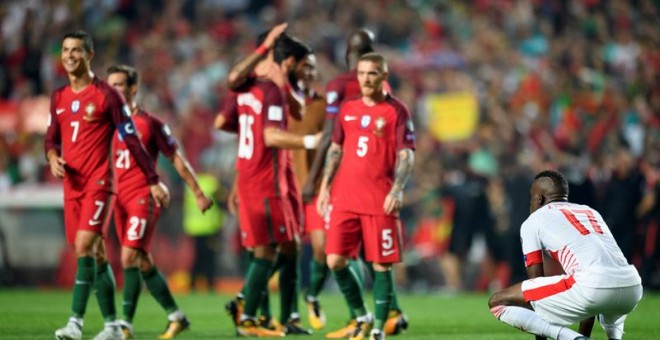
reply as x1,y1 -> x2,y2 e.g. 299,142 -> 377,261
559,209 -> 604,235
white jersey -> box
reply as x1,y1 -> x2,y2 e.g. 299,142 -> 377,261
521,202 -> 641,288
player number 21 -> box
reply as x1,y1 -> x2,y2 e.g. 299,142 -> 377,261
128,216 -> 147,241
357,136 -> 369,157
115,149 -> 130,169
559,208 -> 604,235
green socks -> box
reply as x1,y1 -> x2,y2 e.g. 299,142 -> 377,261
243,258 -> 274,318
142,267 -> 177,313
122,267 -> 142,322
308,259 -> 329,298
94,262 -> 118,322
333,265 -> 367,317
367,261 -> 402,312
72,256 -> 97,318
373,270 -> 393,330
347,259 -> 364,318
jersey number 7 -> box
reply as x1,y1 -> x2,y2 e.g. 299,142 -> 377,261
559,208 -> 604,235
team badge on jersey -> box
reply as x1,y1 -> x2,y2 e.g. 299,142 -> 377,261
71,100 -> 80,113
360,115 -> 371,128
327,91 -> 338,104
374,117 -> 386,136
83,103 -> 97,121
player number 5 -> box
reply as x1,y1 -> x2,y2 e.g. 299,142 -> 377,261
357,136 -> 369,157
382,229 -> 393,249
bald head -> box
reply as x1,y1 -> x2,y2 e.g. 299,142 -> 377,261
529,170 -> 569,213
346,29 -> 375,68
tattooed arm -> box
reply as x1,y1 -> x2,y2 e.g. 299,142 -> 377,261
383,148 -> 415,215
316,142 -> 343,216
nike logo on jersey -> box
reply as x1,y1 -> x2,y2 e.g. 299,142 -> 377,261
381,249 -> 396,257
345,115 -> 358,121
88,219 -> 102,226
56,108 -> 65,114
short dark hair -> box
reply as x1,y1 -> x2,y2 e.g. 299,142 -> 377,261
256,30 -> 311,64
62,30 -> 94,54
274,34 -> 311,63
106,64 -> 140,87
535,170 -> 569,197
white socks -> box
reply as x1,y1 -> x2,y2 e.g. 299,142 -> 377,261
492,305 -> 583,340
168,310 -> 184,322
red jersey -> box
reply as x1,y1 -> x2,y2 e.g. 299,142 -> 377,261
330,94 -> 416,216
44,77 -> 158,199
112,109 -> 177,194
221,77 -> 290,198
325,69 -> 392,120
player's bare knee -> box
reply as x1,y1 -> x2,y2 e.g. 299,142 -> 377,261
121,247 -> 140,268
372,262 -> 391,272
327,254 -> 348,271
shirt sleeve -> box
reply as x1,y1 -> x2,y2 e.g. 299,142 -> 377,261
150,115 -> 178,158
262,82 -> 286,129
324,78 -> 343,120
219,92 -> 239,133
44,91 -> 61,158
394,102 -> 416,152
331,103 -> 345,145
520,216 -> 544,267
106,86 -> 159,185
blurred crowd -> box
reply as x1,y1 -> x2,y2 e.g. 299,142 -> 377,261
1,0 -> 658,291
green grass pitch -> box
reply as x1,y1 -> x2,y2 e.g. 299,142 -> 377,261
0,290 -> 658,339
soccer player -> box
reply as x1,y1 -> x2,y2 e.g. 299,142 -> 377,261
489,170 -> 643,340
215,27 -> 319,337
106,64 -> 213,339
287,53 -> 328,332
305,29 -> 408,338
317,52 -> 416,340
46,31 -> 169,340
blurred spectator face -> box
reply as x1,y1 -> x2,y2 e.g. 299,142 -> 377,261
357,60 -> 387,98
295,54 -> 318,90
61,38 -> 93,76
107,72 -> 136,104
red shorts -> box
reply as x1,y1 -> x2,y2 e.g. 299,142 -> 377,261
304,196 -> 325,233
238,195 -> 294,248
283,190 -> 302,236
325,210 -> 403,263
113,189 -> 160,252
63,190 -> 115,245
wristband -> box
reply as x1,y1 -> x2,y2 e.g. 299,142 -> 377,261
303,135 -> 317,149
255,44 -> 268,56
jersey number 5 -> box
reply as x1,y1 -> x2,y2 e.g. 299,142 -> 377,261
357,136 -> 369,157
238,114 -> 255,159
559,209 -> 604,235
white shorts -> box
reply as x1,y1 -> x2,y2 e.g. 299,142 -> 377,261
522,274 -> 643,330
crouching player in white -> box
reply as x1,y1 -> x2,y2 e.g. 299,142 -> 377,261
489,170 -> 642,340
